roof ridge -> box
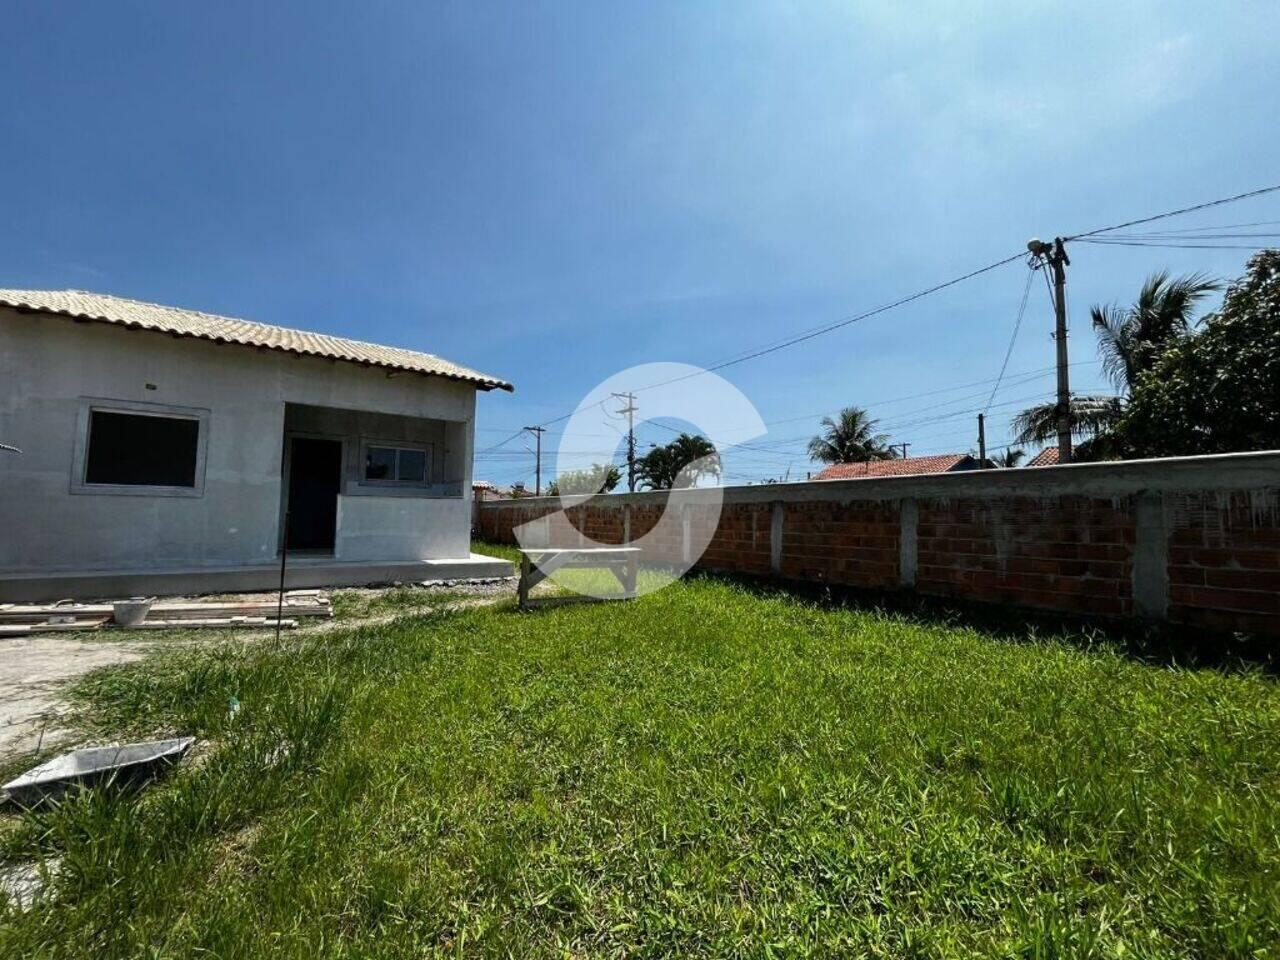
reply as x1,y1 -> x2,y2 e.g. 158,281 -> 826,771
0,288 -> 511,390
10,288 -> 449,363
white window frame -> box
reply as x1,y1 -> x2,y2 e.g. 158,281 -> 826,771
359,440 -> 432,487
70,398 -> 210,498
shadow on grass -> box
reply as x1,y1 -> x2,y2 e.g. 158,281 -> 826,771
690,569 -> 1279,676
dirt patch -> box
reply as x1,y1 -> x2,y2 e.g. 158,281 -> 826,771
0,635 -> 149,759
0,580 -> 516,766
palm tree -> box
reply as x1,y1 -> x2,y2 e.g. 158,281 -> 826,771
1092,271 -> 1219,393
1011,396 -> 1123,446
636,433 -> 720,489
995,449 -> 1026,468
807,407 -> 897,464
1012,271 -> 1219,448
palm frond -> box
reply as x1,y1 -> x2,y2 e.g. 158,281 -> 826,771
1088,271 -> 1221,395
1090,303 -> 1134,393
1012,397 -> 1121,445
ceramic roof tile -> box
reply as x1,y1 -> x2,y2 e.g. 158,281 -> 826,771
0,289 -> 513,391
815,453 -> 974,480
1026,447 -> 1061,467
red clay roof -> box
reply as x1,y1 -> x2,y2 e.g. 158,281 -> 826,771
1026,447 -> 1060,467
815,453 -> 974,480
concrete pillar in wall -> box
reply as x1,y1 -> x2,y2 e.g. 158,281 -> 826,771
1132,491 -> 1169,620
681,503 -> 692,565
623,504 -> 632,545
899,497 -> 918,587
770,500 -> 784,575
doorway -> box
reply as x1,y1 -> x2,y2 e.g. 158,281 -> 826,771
284,437 -> 343,552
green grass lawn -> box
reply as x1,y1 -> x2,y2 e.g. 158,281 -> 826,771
2,568 -> 1279,957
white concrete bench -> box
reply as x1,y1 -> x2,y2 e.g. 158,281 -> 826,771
517,547 -> 641,610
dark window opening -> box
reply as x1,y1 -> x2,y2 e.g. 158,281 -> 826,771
84,410 -> 200,487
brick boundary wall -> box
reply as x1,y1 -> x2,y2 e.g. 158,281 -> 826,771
477,451 -> 1280,635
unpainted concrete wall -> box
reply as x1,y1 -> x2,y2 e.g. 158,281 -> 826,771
0,308 -> 480,572
335,496 -> 471,561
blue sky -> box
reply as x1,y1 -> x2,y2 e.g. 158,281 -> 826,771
4,2 -> 1276,486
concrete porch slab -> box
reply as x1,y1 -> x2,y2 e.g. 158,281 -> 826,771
0,553 -> 514,603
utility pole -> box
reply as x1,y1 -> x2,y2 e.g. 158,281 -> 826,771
1028,236 -> 1072,463
523,425 -> 545,495
896,442 -> 910,459
977,413 -> 987,466
611,392 -> 638,492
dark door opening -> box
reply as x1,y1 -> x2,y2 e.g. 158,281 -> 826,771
285,437 -> 343,552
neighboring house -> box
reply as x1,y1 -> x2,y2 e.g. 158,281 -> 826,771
1026,448 -> 1061,467
471,479 -> 505,501
815,453 -> 988,481
0,289 -> 514,600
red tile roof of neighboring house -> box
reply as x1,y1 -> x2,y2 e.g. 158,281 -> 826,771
1026,448 -> 1061,467
815,453 -> 976,480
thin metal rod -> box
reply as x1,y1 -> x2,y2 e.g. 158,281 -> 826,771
275,511 -> 289,644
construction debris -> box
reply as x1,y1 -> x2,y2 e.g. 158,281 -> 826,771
419,576 -> 517,589
0,591 -> 329,635
2,737 -> 195,807
126,617 -> 297,630
0,618 -> 110,638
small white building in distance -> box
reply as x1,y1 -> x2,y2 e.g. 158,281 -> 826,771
0,289 -> 514,600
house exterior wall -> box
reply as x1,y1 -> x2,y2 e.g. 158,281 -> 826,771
477,451 -> 1280,636
335,496 -> 471,561
0,308 -> 479,573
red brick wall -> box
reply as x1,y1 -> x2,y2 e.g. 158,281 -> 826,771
780,500 -> 900,587
1166,491 -> 1280,634
916,496 -> 1135,618
698,502 -> 772,577
475,463 -> 1280,635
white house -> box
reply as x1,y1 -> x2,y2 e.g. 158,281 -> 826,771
0,289 -> 514,600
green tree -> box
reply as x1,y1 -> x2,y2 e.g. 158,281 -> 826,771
1012,270 -> 1219,450
806,407 -> 896,464
1117,249 -> 1280,456
995,448 -> 1026,468
1092,270 -> 1220,391
1011,397 -> 1123,446
546,463 -> 621,497
636,434 -> 720,490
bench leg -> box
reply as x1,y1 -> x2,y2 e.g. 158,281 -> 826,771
518,554 -> 531,610
623,553 -> 638,598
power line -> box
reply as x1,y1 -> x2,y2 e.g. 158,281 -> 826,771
1075,239 -> 1272,251
705,390 -> 1068,466
611,392 -> 638,492
1099,231 -> 1280,240
1066,183 -> 1280,240
985,266 -> 1037,414
637,185 -> 1280,399
504,182 -> 1280,446
652,386 -> 1069,465
522,426 -> 546,495
638,360 -> 1097,445
475,428 -> 527,456
1117,218 -> 1280,235
633,251 -> 1028,394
